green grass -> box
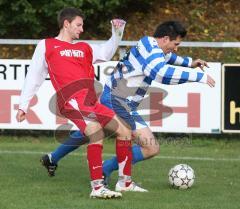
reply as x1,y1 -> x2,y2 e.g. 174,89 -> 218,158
0,136 -> 240,209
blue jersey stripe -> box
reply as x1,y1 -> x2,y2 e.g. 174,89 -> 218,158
147,61 -> 165,80
141,36 -> 152,53
123,59 -> 132,68
136,88 -> 147,97
118,65 -> 123,79
123,59 -> 134,71
178,71 -> 189,84
128,100 -> 140,110
182,57 -> 189,67
167,53 -> 177,64
162,67 -> 175,84
131,46 -> 145,65
111,74 -> 117,88
143,76 -> 152,85
196,72 -> 204,81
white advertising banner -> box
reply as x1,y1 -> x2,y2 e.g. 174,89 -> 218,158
0,59 -> 221,133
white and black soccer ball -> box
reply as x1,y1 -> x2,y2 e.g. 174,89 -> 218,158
168,164 -> 195,189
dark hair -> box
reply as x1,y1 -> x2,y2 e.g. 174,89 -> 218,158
153,21 -> 187,40
57,7 -> 85,29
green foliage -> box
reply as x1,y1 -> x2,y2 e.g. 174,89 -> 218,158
0,0 -> 41,38
0,0 -> 153,38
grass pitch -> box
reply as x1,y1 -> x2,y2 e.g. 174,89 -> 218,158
0,135 -> 240,209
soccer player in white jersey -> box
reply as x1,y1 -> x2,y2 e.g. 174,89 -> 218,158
16,7 -> 147,199
38,21 -> 215,187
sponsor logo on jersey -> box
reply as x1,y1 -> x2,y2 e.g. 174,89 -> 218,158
60,49 -> 84,58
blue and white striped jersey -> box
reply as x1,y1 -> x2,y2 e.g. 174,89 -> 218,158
104,36 -> 207,110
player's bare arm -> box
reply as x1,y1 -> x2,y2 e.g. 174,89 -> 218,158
191,58 -> 209,70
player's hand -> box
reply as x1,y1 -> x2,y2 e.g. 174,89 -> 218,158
191,59 -> 209,71
16,109 -> 26,122
206,74 -> 215,88
111,19 -> 126,29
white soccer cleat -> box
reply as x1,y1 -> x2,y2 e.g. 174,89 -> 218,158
90,186 -> 122,199
115,181 -> 148,192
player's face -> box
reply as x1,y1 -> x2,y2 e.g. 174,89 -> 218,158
163,35 -> 182,54
67,16 -> 84,40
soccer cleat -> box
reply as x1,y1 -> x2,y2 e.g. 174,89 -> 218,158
115,181 -> 148,192
40,154 -> 58,177
90,186 -> 122,199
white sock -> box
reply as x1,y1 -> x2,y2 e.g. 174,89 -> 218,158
91,179 -> 104,190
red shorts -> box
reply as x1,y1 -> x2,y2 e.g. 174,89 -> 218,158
59,98 -> 115,132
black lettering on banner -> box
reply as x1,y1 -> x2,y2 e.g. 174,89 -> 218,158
95,66 -> 100,81
0,64 -> 7,80
25,64 -> 29,77
10,64 -> 21,80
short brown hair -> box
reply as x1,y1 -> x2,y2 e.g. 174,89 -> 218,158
57,7 -> 85,29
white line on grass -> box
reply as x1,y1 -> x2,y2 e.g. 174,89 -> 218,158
0,150 -> 240,162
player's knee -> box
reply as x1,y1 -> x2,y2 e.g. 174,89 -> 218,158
152,142 -> 160,156
147,141 -> 160,157
115,123 -> 131,138
85,122 -> 104,142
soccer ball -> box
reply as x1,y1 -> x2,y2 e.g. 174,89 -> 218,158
168,164 -> 195,189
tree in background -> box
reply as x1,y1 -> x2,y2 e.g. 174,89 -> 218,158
0,0 -> 153,39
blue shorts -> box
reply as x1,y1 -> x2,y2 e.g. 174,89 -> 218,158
100,85 -> 147,131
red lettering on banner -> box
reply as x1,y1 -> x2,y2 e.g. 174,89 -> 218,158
56,115 -> 68,124
0,90 -> 42,124
150,92 -> 200,127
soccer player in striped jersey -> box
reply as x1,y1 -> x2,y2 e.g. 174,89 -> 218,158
100,21 -> 215,184
40,21 -> 215,187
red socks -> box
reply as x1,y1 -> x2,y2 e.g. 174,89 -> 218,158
116,139 -> 132,177
88,139 -> 132,190
87,144 -> 103,181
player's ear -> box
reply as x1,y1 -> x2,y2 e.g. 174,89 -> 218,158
63,19 -> 70,28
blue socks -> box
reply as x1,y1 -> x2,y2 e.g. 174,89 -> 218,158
103,144 -> 144,177
51,131 -> 85,164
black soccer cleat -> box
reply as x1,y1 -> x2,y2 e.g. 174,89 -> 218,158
40,154 -> 58,177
